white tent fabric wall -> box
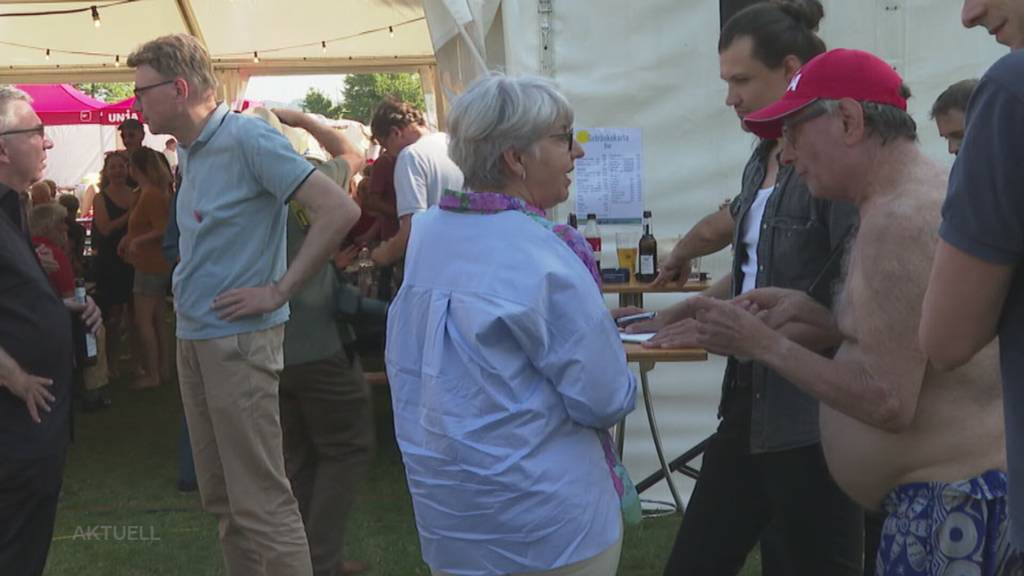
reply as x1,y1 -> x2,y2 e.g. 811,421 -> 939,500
427,0 -> 1009,508
44,125 -> 117,189
43,125 -> 173,190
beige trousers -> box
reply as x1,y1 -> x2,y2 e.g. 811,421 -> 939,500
177,325 -> 312,576
431,526 -> 623,576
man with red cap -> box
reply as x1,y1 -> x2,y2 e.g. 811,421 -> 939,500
688,48 -> 1017,575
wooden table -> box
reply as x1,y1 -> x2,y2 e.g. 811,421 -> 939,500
618,343 -> 708,516
603,279 -> 709,308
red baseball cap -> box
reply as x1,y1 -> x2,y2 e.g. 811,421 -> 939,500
743,48 -> 907,140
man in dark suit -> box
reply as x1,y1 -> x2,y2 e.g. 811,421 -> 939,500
0,85 -> 101,576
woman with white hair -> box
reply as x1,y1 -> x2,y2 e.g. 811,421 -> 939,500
386,74 -> 638,576
29,202 -> 73,298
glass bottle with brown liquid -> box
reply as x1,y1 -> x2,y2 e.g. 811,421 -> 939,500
637,210 -> 658,283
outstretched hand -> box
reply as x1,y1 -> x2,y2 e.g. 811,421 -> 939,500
650,256 -> 691,287
691,296 -> 776,358
733,287 -> 827,330
333,244 -> 361,270
644,318 -> 701,349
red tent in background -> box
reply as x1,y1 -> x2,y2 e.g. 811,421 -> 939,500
17,84 -> 142,126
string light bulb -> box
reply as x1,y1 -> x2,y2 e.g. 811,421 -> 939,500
321,41 -> 327,54
389,26 -> 394,38
91,6 -> 101,28
45,48 -> 50,61
253,51 -> 260,63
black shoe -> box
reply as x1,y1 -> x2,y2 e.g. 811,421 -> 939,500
81,392 -> 112,413
177,480 -> 198,493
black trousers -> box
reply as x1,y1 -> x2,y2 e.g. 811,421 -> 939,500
663,387 -> 863,576
0,449 -> 66,576
279,350 -> 374,576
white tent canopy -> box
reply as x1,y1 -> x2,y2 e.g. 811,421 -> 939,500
0,0 -> 443,187
0,0 -> 438,102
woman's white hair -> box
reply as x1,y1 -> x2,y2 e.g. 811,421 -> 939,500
447,73 -> 574,191
0,86 -> 32,134
30,202 -> 67,237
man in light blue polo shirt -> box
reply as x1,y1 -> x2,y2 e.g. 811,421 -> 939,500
127,34 -> 360,576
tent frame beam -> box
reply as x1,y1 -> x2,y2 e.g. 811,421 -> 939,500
1,56 -> 436,84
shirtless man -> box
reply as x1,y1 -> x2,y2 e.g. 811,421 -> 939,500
688,48 -> 1015,575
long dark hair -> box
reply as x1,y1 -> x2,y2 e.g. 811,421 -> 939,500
719,0 -> 826,68
129,147 -> 172,194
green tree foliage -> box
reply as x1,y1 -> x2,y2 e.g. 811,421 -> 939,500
74,82 -> 134,103
339,73 -> 425,125
299,87 -> 343,119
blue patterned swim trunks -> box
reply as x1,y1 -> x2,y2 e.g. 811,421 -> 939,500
876,470 -> 1024,576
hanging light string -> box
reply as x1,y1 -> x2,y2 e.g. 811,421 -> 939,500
0,15 -> 424,65
0,0 -> 136,18
214,16 -> 419,58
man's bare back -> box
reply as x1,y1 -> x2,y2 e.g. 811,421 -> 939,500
820,157 -> 1004,509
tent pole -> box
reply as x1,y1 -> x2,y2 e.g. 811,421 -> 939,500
174,0 -> 208,47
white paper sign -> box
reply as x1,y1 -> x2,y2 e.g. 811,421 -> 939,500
574,128 -> 644,222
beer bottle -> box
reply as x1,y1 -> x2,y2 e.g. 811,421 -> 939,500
74,278 -> 98,366
583,213 -> 602,268
637,210 -> 658,282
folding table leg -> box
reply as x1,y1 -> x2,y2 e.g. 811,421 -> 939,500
639,364 -> 685,515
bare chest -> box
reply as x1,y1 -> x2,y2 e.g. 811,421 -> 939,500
834,245 -> 861,342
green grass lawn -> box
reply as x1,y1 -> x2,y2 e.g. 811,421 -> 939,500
43,364 -> 760,575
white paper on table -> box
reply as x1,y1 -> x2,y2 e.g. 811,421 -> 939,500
573,127 -> 644,223
619,332 -> 655,343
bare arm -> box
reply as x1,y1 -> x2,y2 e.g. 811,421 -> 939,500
212,171 -> 361,320
694,295 -> 923,432
703,272 -> 732,300
920,239 -> 1011,371
80,185 -> 96,218
91,194 -> 129,236
616,272 -> 734,349
371,215 -> 411,266
130,228 -> 164,245
695,221 -> 929,432
91,192 -> 131,235
273,109 -> 366,179
735,287 -> 842,351
752,327 -> 919,432
652,206 -> 733,286
121,227 -> 164,260
279,173 -> 361,297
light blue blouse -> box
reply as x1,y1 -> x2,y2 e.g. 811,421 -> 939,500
386,205 -> 637,575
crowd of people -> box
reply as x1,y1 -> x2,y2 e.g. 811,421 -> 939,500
1,0 -> 1023,575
